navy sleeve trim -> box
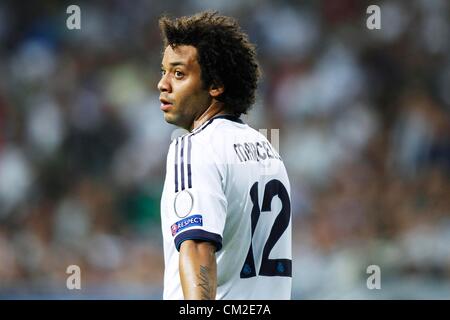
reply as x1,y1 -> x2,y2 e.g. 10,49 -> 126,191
174,229 -> 223,252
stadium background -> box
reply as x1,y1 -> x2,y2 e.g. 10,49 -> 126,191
0,0 -> 449,299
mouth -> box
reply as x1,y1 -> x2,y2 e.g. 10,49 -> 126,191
160,97 -> 173,111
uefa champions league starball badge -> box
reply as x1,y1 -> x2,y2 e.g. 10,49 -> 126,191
174,189 -> 194,218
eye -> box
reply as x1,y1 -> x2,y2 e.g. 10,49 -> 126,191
161,69 -> 166,76
174,70 -> 184,79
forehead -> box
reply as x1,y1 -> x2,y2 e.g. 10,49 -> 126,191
162,45 -> 198,67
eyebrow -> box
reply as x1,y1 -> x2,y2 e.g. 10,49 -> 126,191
161,62 -> 186,68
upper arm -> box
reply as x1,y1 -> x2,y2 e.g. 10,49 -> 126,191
179,240 -> 217,300
179,240 -> 216,259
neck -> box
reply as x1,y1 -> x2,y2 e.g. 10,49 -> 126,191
190,100 -> 230,131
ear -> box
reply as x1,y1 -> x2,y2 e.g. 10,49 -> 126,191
209,83 -> 224,98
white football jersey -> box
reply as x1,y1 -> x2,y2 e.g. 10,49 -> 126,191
161,114 -> 292,300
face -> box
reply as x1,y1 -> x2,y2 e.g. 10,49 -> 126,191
158,45 -> 211,130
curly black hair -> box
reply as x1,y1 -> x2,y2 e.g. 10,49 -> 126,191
159,11 -> 261,116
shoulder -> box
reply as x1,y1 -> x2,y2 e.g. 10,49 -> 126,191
169,115 -> 251,162
190,115 -> 248,148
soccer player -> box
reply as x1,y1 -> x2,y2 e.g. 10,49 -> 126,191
158,11 -> 292,300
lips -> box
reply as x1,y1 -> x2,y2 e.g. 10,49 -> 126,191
160,97 -> 174,111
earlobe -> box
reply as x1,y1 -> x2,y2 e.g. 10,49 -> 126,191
209,85 -> 224,97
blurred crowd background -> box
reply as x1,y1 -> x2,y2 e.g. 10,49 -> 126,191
0,0 -> 449,299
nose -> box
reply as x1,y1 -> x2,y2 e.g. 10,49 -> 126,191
158,74 -> 171,93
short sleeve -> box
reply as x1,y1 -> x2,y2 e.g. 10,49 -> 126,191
167,134 -> 227,252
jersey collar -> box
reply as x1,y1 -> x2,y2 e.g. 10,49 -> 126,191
191,114 -> 244,133
210,114 -> 244,124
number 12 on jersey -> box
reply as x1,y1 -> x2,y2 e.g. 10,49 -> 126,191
240,179 -> 292,278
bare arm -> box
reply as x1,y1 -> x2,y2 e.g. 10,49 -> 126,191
179,240 -> 217,300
